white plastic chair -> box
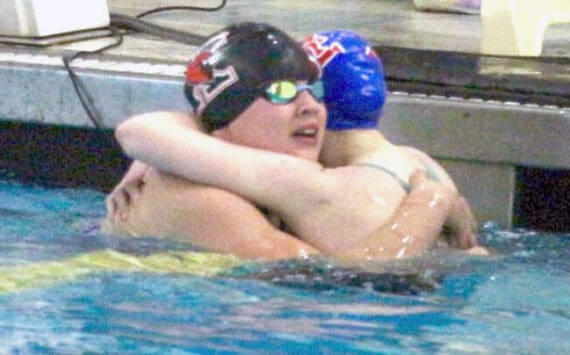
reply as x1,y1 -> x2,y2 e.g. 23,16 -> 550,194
480,0 -> 570,56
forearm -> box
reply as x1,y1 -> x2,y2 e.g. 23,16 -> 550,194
381,187 -> 452,256
115,112 -> 216,181
117,112 -> 275,206
115,111 -> 330,216
340,178 -> 452,263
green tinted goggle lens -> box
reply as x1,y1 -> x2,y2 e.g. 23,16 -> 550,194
263,80 -> 324,104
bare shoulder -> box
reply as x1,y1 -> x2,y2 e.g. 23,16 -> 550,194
398,145 -> 458,192
110,169 -> 317,260
127,169 -> 271,234
398,145 -> 434,163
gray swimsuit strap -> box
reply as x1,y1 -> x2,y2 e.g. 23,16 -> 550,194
354,163 -> 412,193
354,162 -> 442,194
423,163 -> 441,183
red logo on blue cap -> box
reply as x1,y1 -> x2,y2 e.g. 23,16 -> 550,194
303,34 -> 345,69
365,46 -> 380,60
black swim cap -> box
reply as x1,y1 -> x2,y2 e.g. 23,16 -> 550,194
184,22 -> 319,132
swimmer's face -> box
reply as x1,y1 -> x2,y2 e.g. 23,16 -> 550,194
213,82 -> 326,161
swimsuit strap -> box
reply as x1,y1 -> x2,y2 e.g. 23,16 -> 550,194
422,162 -> 441,183
354,163 -> 412,193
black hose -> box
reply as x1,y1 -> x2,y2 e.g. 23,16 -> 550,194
62,27 -> 124,131
64,4 -> 228,142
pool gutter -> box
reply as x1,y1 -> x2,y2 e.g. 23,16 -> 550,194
1,46 -> 569,230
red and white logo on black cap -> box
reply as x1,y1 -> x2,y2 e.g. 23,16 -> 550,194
185,31 -> 239,115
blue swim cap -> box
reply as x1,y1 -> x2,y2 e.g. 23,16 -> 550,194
303,30 -> 387,130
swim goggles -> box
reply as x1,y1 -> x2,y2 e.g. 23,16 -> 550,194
261,80 -> 324,104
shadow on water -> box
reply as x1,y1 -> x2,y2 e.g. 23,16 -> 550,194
227,247 -> 491,296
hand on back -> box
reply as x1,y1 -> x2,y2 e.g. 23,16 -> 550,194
106,160 -> 150,223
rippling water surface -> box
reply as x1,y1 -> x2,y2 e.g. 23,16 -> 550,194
0,178 -> 569,353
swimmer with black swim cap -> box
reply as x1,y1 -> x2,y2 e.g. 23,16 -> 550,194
108,22 -> 326,261
114,25 -> 486,263
184,22 -> 321,132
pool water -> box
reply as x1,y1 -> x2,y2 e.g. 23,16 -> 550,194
1,177 -> 569,353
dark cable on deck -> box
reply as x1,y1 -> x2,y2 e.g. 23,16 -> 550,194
136,0 -> 227,18
62,27 -> 124,132
109,13 -> 206,45
63,3 -> 227,138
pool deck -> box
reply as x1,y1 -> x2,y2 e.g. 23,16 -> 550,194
1,0 -> 570,229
